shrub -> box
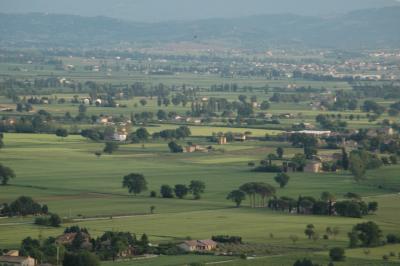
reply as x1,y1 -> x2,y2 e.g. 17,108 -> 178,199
252,165 -> 282,173
386,234 -> 400,243
34,213 -> 61,227
329,247 -> 345,261
212,235 -> 242,244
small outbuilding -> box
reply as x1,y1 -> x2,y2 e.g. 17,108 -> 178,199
178,239 -> 217,252
218,136 -> 227,145
304,161 -> 322,173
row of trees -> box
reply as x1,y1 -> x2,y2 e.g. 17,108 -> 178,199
122,173 -> 206,200
129,126 -> 191,143
0,196 -> 48,217
158,181 -> 206,199
227,182 -> 276,208
268,191 -> 378,218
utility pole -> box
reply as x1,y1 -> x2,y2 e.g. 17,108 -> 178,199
56,245 -> 59,266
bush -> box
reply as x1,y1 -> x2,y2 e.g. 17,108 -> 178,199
168,141 -> 183,153
212,235 -> 242,244
293,258 -> 319,266
386,234 -> 400,243
252,165 -> 282,173
157,243 -> 186,255
103,142 -> 119,154
160,185 -> 174,198
63,251 -> 100,266
150,191 -> 157,198
329,247 -> 345,261
34,213 -> 61,227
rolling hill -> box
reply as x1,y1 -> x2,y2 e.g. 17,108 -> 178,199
0,7 -> 399,49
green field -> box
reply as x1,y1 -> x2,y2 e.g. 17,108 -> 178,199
1,133 -> 400,265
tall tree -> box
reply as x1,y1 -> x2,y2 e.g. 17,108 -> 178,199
239,182 -> 257,208
321,191 -> 336,216
0,132 -> 4,149
276,147 -> 284,159
274,173 -> 290,188
189,180 -> 206,199
239,182 -> 275,207
291,153 -> 307,171
122,173 -> 148,195
226,190 -> 246,207
55,128 -> 69,140
135,128 -> 150,142
0,163 -> 15,185
160,185 -> 174,198
174,184 -> 189,199
103,142 -> 119,154
341,148 -> 349,170
304,224 -> 315,239
349,154 -> 366,182
256,183 -> 276,207
349,221 -> 382,247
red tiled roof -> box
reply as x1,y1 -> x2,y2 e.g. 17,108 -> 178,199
199,239 -> 217,246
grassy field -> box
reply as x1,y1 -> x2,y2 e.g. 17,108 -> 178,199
0,133 -> 400,266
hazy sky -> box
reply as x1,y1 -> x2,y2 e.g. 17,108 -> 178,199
1,0 -> 399,21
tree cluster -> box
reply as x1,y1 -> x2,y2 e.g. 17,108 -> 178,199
0,196 -> 48,217
160,180 -> 206,200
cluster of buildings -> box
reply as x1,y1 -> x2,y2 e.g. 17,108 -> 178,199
173,115 -> 202,124
0,250 -> 36,266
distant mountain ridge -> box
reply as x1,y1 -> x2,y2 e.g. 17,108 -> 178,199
1,0 -> 398,22
0,7 -> 399,49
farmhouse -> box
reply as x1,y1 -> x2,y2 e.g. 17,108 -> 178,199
95,99 -> 102,106
82,98 -> 91,105
0,250 -> 36,266
304,161 -> 322,173
108,127 -> 128,142
97,116 -> 112,124
0,107 -> 13,112
233,134 -> 246,141
185,145 -> 208,153
113,133 -> 127,142
378,127 -> 394,136
186,117 -> 202,124
56,232 -> 92,249
178,239 -> 217,252
288,130 -> 331,137
218,136 -> 227,145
